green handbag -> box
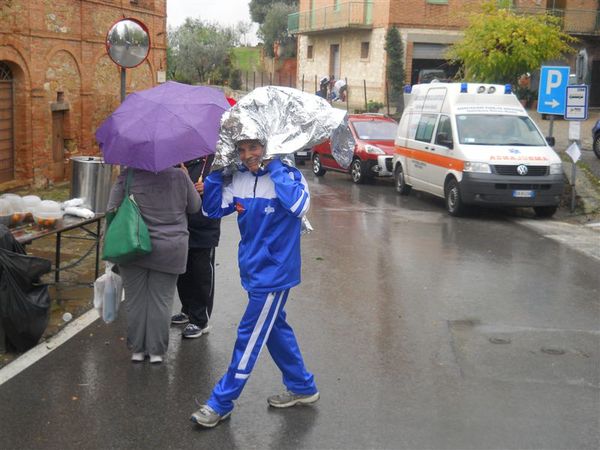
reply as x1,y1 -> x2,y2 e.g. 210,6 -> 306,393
102,169 -> 152,264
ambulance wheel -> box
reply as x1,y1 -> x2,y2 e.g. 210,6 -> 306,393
394,165 -> 411,195
445,178 -> 466,217
593,134 -> 600,159
312,154 -> 326,176
533,206 -> 558,218
350,159 -> 367,184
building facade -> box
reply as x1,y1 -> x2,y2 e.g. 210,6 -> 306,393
0,0 -> 167,190
290,0 -> 600,110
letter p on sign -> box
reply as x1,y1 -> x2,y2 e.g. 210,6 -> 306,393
546,70 -> 562,94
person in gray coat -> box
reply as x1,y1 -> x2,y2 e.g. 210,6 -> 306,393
107,166 -> 201,364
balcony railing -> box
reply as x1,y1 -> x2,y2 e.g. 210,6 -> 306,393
288,1 -> 375,34
513,7 -> 600,35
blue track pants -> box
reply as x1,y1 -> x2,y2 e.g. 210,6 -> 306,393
207,289 -> 317,415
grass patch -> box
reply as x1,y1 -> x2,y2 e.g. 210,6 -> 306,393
232,46 -> 261,73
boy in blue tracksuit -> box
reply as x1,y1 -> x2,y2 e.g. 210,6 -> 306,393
191,139 -> 319,428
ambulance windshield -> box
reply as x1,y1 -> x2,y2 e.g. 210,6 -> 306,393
456,115 -> 547,146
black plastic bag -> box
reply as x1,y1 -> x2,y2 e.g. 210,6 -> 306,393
0,244 -> 52,352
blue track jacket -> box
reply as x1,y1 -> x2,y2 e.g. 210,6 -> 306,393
202,159 -> 310,293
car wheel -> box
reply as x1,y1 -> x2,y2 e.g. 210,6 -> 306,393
593,134 -> 600,159
394,164 -> 411,195
533,205 -> 558,218
445,178 -> 467,217
312,154 -> 326,176
350,159 -> 367,184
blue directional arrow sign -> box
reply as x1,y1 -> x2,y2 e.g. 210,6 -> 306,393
537,66 -> 570,115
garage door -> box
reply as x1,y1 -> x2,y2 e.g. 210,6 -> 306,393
412,43 -> 448,60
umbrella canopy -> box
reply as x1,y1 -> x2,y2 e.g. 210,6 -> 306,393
95,81 -> 230,173
213,86 -> 355,170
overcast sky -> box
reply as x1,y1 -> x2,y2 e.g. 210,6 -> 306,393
166,0 -> 259,44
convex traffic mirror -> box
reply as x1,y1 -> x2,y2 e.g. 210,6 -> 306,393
106,18 -> 150,69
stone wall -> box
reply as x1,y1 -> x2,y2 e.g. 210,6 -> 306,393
297,28 -> 388,108
0,0 -> 166,189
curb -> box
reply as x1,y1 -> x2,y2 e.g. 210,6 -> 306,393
562,160 -> 600,215
513,217 -> 600,262
0,308 -> 100,386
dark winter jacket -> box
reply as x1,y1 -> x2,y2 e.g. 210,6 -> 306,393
185,156 -> 221,249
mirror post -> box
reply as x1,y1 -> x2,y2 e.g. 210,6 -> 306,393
120,68 -> 126,103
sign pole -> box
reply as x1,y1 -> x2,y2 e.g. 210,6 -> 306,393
120,68 -> 126,103
570,152 -> 576,213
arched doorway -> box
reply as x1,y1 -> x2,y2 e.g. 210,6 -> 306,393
0,62 -> 14,182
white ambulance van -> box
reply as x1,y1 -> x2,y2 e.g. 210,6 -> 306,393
392,82 -> 564,217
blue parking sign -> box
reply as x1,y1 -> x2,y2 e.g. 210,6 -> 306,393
537,66 -> 570,115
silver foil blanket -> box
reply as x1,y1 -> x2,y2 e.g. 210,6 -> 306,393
212,86 -> 355,170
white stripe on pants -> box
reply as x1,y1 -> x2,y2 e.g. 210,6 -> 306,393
207,289 -> 317,415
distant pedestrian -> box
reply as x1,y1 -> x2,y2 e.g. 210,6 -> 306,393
332,78 -> 347,102
328,75 -> 336,97
171,155 -> 221,339
190,139 -> 318,428
107,166 -> 200,364
316,76 -> 329,99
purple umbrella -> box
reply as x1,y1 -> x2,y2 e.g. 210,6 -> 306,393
95,81 -> 230,172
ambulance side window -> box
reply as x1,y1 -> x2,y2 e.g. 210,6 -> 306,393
406,113 -> 421,140
414,114 -> 437,143
435,115 -> 453,148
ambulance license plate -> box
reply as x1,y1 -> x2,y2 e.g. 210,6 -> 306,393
513,190 -> 535,198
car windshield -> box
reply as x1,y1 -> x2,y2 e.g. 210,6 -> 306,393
456,114 -> 547,146
352,120 -> 397,140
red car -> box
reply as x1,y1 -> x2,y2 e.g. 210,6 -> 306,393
311,114 -> 397,183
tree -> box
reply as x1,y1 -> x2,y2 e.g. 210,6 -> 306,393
250,0 -> 296,25
258,2 -> 297,58
446,1 -> 576,85
384,27 -> 405,102
167,19 -> 240,84
236,21 -> 253,46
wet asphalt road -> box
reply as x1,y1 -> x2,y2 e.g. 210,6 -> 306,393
0,169 -> 599,449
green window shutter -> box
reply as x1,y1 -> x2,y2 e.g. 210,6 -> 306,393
426,0 -> 449,4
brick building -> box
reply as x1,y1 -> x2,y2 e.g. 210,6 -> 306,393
289,0 -> 599,110
0,0 -> 167,190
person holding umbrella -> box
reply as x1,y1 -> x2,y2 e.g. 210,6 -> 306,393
106,165 -> 200,363
190,138 -> 319,427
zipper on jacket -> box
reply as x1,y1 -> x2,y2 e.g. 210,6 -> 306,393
253,174 -> 258,198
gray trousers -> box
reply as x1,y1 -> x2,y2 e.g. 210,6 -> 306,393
120,265 -> 178,356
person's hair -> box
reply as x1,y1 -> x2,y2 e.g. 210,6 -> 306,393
235,139 -> 263,148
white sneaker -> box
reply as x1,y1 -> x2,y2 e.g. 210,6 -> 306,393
131,352 -> 145,362
149,354 -> 163,364
190,405 -> 231,428
267,390 -> 320,408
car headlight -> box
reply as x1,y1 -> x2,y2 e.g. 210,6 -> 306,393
463,162 -> 491,173
364,144 -> 385,155
549,163 -> 563,175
